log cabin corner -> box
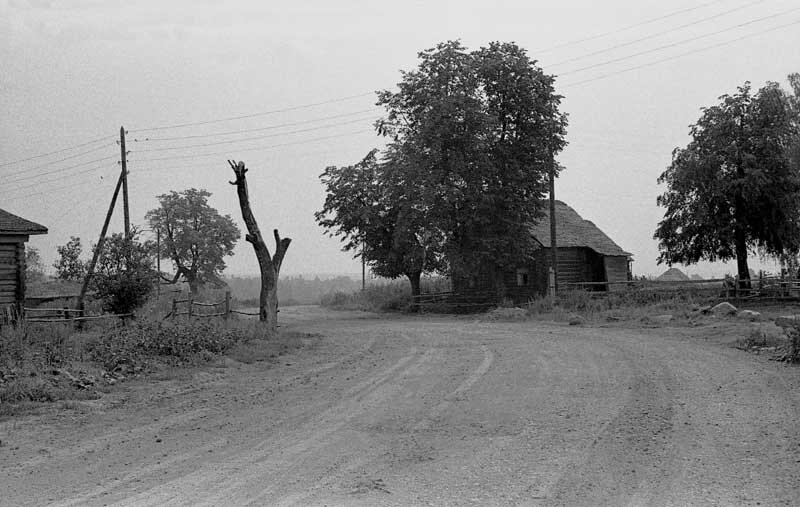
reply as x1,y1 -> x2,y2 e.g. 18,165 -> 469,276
0,208 -> 48,320
452,201 -> 632,303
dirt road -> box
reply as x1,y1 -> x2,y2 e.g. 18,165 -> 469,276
2,307 -> 799,506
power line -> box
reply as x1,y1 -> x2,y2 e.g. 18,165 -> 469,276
7,177 -> 105,203
134,108 -> 381,143
128,92 -> 376,133
548,0 -> 766,67
133,128 -> 376,163
559,6 -> 800,76
536,0 -> 727,54
4,159 -> 114,192
131,116 -> 377,153
1,143 -> 115,180
560,17 -> 800,88
3,155 -> 118,186
0,134 -> 113,168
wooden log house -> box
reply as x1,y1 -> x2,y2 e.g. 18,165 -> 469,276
0,208 -> 48,319
452,201 -> 632,302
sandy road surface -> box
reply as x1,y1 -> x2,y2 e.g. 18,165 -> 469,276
2,307 -> 799,506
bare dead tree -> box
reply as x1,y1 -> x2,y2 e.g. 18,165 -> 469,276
228,160 -> 291,332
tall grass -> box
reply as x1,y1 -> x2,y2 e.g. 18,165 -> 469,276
0,287 -> 302,416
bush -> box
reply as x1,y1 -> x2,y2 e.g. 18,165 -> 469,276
92,231 -> 157,314
84,319 -> 264,369
320,282 -> 411,312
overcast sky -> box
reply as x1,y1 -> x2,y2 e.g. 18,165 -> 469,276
2,0 -> 799,279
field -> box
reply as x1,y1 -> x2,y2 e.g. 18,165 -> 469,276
1,304 -> 798,506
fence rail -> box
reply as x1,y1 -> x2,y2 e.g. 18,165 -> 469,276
166,291 -> 260,320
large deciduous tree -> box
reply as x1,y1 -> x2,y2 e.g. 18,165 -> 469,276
145,188 -> 240,294
375,40 -> 567,288
315,148 -> 445,306
655,77 -> 800,286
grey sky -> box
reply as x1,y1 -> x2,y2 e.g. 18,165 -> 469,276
2,0 -> 799,278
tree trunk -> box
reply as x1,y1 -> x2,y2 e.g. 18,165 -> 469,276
735,226 -> 751,290
228,160 -> 291,333
407,271 -> 421,313
185,272 -> 200,295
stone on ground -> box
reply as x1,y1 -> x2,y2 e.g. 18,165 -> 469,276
710,302 -> 738,316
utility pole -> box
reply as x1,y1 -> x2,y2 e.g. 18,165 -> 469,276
120,126 -> 131,240
156,228 -> 161,300
361,240 -> 366,291
76,169 -> 125,322
549,155 -> 558,294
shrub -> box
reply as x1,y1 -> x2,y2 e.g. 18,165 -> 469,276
92,231 -> 157,314
83,319 -> 265,370
320,282 -> 411,312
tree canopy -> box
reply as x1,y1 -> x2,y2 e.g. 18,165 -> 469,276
655,76 -> 800,283
318,41 -> 566,296
315,149 -> 445,301
376,41 -> 567,279
92,229 -> 157,314
53,236 -> 86,281
145,188 -> 240,294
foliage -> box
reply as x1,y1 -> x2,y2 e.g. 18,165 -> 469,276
53,236 -> 86,281
655,77 -> 800,283
375,40 -> 568,279
316,149 -> 445,298
92,230 -> 157,314
25,246 -> 45,283
145,188 -> 240,294
320,282 -> 412,312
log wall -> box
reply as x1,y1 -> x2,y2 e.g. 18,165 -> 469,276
0,237 -> 26,313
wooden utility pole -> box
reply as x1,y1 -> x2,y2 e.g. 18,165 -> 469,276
120,126 -> 131,240
361,240 -> 366,291
76,169 -> 125,320
549,156 -> 558,293
156,228 -> 161,299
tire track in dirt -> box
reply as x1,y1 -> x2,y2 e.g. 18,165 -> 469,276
103,343 -> 438,506
278,341 -> 495,506
413,345 -> 494,431
544,333 -> 679,506
39,329 -> 383,507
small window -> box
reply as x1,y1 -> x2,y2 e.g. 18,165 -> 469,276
516,268 -> 529,286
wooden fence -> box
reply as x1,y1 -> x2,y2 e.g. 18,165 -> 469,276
23,306 -> 132,324
4,292 -> 131,326
166,291 -> 260,320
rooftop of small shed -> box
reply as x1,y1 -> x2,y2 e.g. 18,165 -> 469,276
0,208 -> 48,235
530,201 -> 631,257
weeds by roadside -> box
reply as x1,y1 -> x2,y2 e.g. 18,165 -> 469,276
0,302 -> 306,419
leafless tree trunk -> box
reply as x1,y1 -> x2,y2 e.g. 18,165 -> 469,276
228,160 -> 291,332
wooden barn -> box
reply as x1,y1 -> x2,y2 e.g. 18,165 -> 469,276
0,208 -> 48,318
452,201 -> 631,302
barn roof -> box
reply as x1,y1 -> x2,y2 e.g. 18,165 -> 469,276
0,208 -> 48,235
530,201 -> 631,257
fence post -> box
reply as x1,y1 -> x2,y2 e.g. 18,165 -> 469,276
224,291 -> 231,320
187,294 -> 194,319
63,307 -> 70,321
548,267 -> 556,300
171,298 -> 177,320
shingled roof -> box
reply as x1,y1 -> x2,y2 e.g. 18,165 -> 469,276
530,201 -> 631,257
0,208 -> 48,235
